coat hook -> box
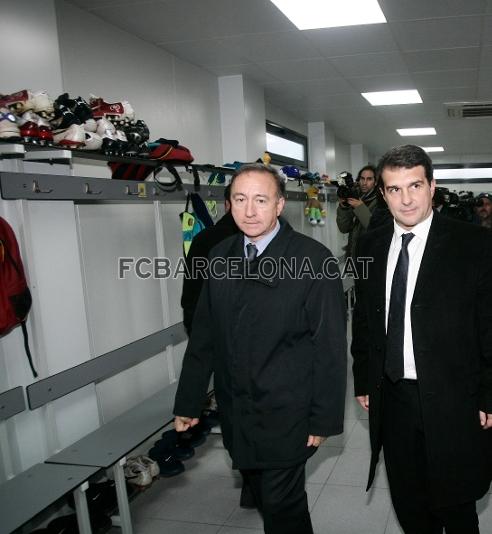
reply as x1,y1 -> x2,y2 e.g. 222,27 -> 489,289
32,180 -> 53,194
84,183 -> 102,195
125,186 -> 140,196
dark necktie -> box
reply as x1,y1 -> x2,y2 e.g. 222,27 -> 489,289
385,232 -> 415,383
246,243 -> 258,262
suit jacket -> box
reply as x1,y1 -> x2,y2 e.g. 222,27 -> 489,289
352,212 -> 492,507
174,220 -> 347,469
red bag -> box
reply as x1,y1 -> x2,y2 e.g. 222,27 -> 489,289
109,140 -> 194,181
149,142 -> 194,164
0,217 -> 37,377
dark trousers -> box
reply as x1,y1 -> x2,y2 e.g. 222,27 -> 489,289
240,462 -> 313,534
382,377 -> 480,534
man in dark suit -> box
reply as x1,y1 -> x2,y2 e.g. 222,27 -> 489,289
174,163 -> 347,534
352,145 -> 492,534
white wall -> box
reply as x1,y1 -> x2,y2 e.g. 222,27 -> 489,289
56,0 -> 222,166
0,0 -> 63,96
265,102 -> 308,136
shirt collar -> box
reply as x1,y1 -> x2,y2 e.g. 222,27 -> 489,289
393,210 -> 433,242
244,220 -> 281,257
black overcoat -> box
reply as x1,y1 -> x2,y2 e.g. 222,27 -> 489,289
352,212 -> 492,507
174,220 -> 347,469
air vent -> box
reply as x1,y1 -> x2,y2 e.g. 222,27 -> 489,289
445,102 -> 492,119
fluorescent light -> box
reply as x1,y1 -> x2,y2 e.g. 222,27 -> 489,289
269,0 -> 387,30
420,146 -> 444,153
434,168 -> 492,180
397,128 -> 436,136
362,90 -> 422,106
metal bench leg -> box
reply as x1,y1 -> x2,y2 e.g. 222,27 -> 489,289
73,481 -> 92,534
113,457 -> 133,534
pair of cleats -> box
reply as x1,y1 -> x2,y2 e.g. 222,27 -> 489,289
90,94 -> 135,124
124,455 -> 159,489
0,89 -> 53,117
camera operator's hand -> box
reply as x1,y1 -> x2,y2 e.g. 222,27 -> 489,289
338,198 -> 349,208
347,198 -> 364,208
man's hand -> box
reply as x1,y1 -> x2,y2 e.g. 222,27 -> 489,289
174,415 -> 200,432
307,435 -> 326,447
347,198 -> 363,208
479,411 -> 492,430
356,395 -> 369,411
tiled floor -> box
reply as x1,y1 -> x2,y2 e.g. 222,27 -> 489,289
126,369 -> 492,534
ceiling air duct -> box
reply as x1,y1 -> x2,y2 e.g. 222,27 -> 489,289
445,101 -> 492,119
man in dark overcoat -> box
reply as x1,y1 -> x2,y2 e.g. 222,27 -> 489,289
352,145 -> 492,534
174,163 -> 347,534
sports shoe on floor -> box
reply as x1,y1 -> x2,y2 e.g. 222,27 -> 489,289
124,457 -> 153,488
90,95 -> 135,124
154,430 -> 195,461
0,107 -> 20,140
136,455 -> 160,478
148,447 -> 185,477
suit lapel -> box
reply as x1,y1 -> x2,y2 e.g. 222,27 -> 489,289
412,213 -> 451,304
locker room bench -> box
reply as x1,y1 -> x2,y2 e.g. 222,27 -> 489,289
21,323 -> 188,534
0,457 -> 98,534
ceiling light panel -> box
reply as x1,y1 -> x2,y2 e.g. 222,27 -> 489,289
420,146 -> 444,152
397,128 -> 437,136
269,0 -> 387,30
361,90 -> 423,106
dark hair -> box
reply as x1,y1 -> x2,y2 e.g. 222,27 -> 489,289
224,183 -> 231,201
357,164 -> 376,180
377,145 -> 433,185
230,163 -> 286,198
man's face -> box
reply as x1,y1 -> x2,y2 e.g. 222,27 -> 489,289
231,171 -> 285,242
475,198 -> 492,222
381,165 -> 435,230
358,170 -> 376,194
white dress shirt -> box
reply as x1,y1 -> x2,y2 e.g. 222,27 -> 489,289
244,220 -> 280,257
385,212 -> 433,379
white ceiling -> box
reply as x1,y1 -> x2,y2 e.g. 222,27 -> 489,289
66,0 -> 492,160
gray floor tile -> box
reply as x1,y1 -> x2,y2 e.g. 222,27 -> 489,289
136,474 -> 240,524
306,446 -> 342,484
327,446 -> 388,489
224,505 -> 263,530
344,419 -> 370,449
306,482 -> 325,511
133,518 -> 221,534
311,484 -> 392,534
183,445 -> 238,479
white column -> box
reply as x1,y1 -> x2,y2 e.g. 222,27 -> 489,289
350,143 -> 369,176
219,75 -> 266,164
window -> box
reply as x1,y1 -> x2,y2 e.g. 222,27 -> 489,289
265,121 -> 308,168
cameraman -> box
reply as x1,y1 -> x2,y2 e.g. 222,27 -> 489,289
336,165 -> 378,258
475,192 -> 492,229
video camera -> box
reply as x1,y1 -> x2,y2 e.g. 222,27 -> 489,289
336,171 -> 360,200
434,187 -> 482,223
